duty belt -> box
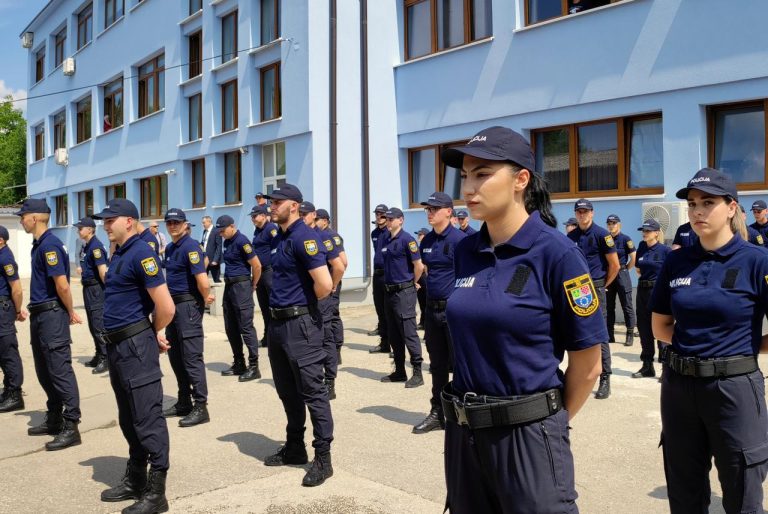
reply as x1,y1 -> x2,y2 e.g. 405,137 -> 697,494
82,278 -> 102,287
384,281 -> 414,293
441,385 -> 562,429
270,305 -> 310,320
638,280 -> 655,288
0,296 -> 9,301
664,350 -> 758,378
103,318 -> 152,345
224,275 -> 250,285
261,266 -> 273,273
592,278 -> 606,288
373,269 -> 384,276
427,299 -> 448,311
171,293 -> 199,305
28,300 -> 62,315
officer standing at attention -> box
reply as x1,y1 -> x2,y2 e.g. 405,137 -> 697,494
91,199 -> 175,514
161,208 -> 211,427
440,126 -> 604,513
568,198 -> 619,399
0,226 -> 26,413
749,199 -> 768,246
741,205 -> 765,246
414,227 -> 429,330
563,217 -> 578,234
671,221 -> 698,250
17,198 -> 83,450
74,216 -> 109,374
412,192 -> 466,434
251,204 -> 279,347
368,204 -> 391,354
380,207 -> 424,388
217,215 -> 262,381
260,184 -> 335,487
605,214 -> 636,346
651,168 -> 768,514
455,210 -> 476,235
632,219 -> 670,379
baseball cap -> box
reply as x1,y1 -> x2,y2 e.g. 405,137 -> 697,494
751,200 -> 767,211
373,204 -> 388,214
675,168 -> 738,201
316,209 -> 330,220
299,201 -> 316,215
250,205 -> 269,216
73,216 -> 96,228
563,217 -> 578,226
92,199 -> 140,219
385,207 -> 404,219
14,198 -> 51,216
263,184 -> 303,202
0,226 -> 10,241
638,219 -> 661,231
456,210 -> 469,219
574,199 -> 594,211
164,209 -> 187,222
441,126 -> 535,171
415,227 -> 429,236
420,192 -> 453,208
606,214 -> 621,223
215,215 -> 235,229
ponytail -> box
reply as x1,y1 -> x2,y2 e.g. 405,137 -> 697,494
522,168 -> 557,227
730,206 -> 748,240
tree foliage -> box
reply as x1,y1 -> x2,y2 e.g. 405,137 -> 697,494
0,97 -> 27,205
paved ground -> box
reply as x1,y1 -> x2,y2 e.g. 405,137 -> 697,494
0,280 -> 766,513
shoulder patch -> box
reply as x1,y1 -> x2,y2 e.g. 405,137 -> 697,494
564,274 -> 599,317
45,251 -> 58,266
408,241 -> 419,253
93,248 -> 103,259
243,243 -> 253,254
764,274 -> 768,286
141,257 -> 159,276
626,240 -> 634,249
270,229 -> 278,237
188,251 -> 200,264
323,239 -> 334,251
333,236 -> 342,246
148,241 -> 157,250
304,240 -> 318,255
4,264 -> 14,276
759,235 -> 764,245
604,235 -> 615,248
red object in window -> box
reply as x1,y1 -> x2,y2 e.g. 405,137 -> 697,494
103,115 -> 112,132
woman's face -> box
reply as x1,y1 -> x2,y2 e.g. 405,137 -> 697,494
460,155 -> 525,222
641,229 -> 658,244
687,190 -> 735,238
607,221 -> 620,236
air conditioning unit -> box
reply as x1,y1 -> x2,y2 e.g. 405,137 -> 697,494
63,57 -> 76,76
641,201 -> 687,245
55,148 -> 69,166
21,32 -> 34,49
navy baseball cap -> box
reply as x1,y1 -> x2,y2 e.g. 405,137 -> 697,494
164,208 -> 187,222
676,168 -> 738,201
299,201 -> 316,214
456,210 -> 469,219
15,198 -> 51,216
215,215 -> 235,229
187,223 -> 196,228
316,209 -> 330,220
574,199 -> 594,211
373,204 -> 388,214
255,192 -> 264,197
606,214 -> 621,223
415,227 -> 429,236
92,198 -> 139,219
250,205 -> 269,216
73,216 -> 96,228
385,207 -> 404,219
751,200 -> 767,211
0,226 -> 9,241
420,192 -> 453,208
441,126 -> 535,172
638,219 -> 661,231
563,217 -> 578,226
263,184 -> 303,202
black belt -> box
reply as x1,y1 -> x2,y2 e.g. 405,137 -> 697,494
261,266 -> 272,273
442,385 -> 562,429
0,296 -> 9,301
427,299 -> 448,311
638,280 -> 655,288
171,293 -> 199,305
270,305 -> 310,320
385,281 -> 414,293
373,269 -> 384,276
224,275 -> 250,284
82,278 -> 102,287
28,300 -> 62,315
592,278 -> 606,288
103,318 -> 152,345
664,350 -> 758,378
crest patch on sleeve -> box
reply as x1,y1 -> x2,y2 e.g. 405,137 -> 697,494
333,236 -> 342,246
270,229 -> 278,237
324,239 -> 334,251
304,240 -> 318,255
243,244 -> 253,254
604,235 -> 615,248
141,257 -> 159,276
408,241 -> 419,253
93,248 -> 103,259
45,251 -> 58,266
626,240 -> 634,249
563,274 -> 599,317
188,251 -> 200,264
4,264 -> 14,276
759,235 -> 765,245
148,242 -> 157,250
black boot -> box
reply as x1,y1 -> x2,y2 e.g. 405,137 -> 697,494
302,451 -> 333,487
632,362 -> 656,378
28,411 -> 63,436
369,343 -> 389,354
412,408 -> 444,434
92,355 -> 109,374
0,388 -> 24,413
336,347 -> 342,365
101,462 -> 147,502
45,419 -> 81,451
624,331 -> 634,347
162,402 -> 192,418
595,373 -> 611,400
367,327 -> 379,337
122,469 -> 168,514
238,362 -> 261,382
326,379 -> 336,400
221,357 -> 247,376
264,442 -> 309,466
179,403 -> 210,427
85,353 -> 100,367
405,366 -> 424,388
381,369 -> 407,383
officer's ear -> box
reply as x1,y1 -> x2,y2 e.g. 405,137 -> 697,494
514,167 -> 530,192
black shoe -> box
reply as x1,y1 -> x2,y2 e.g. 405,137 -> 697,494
101,462 -> 147,502
0,388 -> 24,413
326,379 -> 336,400
412,409 -> 444,434
367,328 -> 379,337
45,419 -> 81,451
85,354 -> 100,368
632,363 -> 656,378
238,363 -> 262,382
221,358 -> 247,376
179,403 -> 210,427
368,344 -> 389,354
624,332 -> 634,347
92,356 -> 109,374
264,442 -> 309,466
121,469 -> 168,514
405,367 -> 424,388
28,412 -> 63,436
302,452 -> 333,487
381,371 -> 407,383
595,374 -> 611,400
162,402 -> 192,418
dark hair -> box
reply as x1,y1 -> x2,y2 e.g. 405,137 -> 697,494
511,162 -> 557,227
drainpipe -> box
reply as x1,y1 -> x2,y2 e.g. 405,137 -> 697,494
329,0 -> 338,221
360,0 -> 371,282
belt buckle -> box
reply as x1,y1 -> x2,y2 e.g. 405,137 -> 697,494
713,360 -> 727,377
454,392 -> 476,426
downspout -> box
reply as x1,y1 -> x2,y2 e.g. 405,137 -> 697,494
360,0 -> 371,282
329,0 -> 338,221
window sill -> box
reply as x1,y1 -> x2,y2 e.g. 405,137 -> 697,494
211,202 -> 242,209
515,0 -> 644,32
248,38 -> 284,56
212,57 -> 238,73
247,117 -> 281,128
97,17 -> 124,39
129,0 -> 149,14
31,157 -> 45,164
185,206 -> 207,211
73,41 -> 92,57
179,9 -> 203,25
210,128 -> 238,139
178,138 -> 202,148
551,192 -> 666,203
96,125 -> 124,138
210,0 -> 226,5
180,74 -> 202,87
130,108 -> 165,125
396,37 -> 493,68
71,138 -> 92,150
48,63 -> 63,77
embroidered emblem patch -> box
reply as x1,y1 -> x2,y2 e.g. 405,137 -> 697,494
304,240 -> 318,255
333,236 -> 342,246
626,240 -> 634,249
324,240 -> 333,251
93,248 -> 103,259
765,274 -> 768,286
4,264 -> 14,276
243,244 -> 253,254
408,241 -> 419,253
270,229 -> 278,237
604,235 -> 615,248
564,274 -> 599,317
759,235 -> 765,246
188,251 -> 200,264
45,251 -> 58,266
148,242 -> 157,250
141,257 -> 159,276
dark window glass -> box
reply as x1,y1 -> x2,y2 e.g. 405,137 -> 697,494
221,80 -> 238,132
410,148 -> 436,204
577,122 -> 618,192
189,94 -> 202,141
437,0 -> 464,51
628,118 -> 664,189
77,190 -> 94,218
55,196 -> 67,226
54,28 -> 67,68
192,159 -> 206,207
221,11 -> 238,63
53,111 -> 66,150
138,54 -> 165,118
406,0 -> 431,59
34,125 -> 45,161
141,175 -> 168,218
105,0 -> 124,28
224,152 -> 241,204
76,96 -> 92,143
35,49 -> 45,83
77,4 -> 93,49
190,0 -> 202,14
713,105 -> 765,185
103,77 -> 123,130
189,31 -> 202,78
260,63 -> 281,121
261,0 -> 279,45
535,128 -> 570,194
527,0 -> 561,24
106,183 -> 126,202
471,0 -> 493,40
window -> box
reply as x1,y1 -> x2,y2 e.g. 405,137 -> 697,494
105,182 -> 126,202
138,54 -> 165,118
54,28 -> 67,68
407,142 -> 464,206
260,63 -> 281,121
526,0 -> 611,26
262,141 -> 286,193
188,30 -> 202,78
221,80 -> 238,132
103,77 -> 123,131
190,0 -> 202,14
224,152 -> 241,204
34,125 -> 45,161
404,0 -> 492,61
53,111 -> 66,150
191,159 -> 205,207
188,94 -> 202,141
76,96 -> 92,143
55,195 -> 68,226
77,190 -> 94,219
140,175 -> 168,218
221,11 -> 238,63
531,114 -> 664,198
35,48 -> 45,83
261,0 -> 279,45
104,0 -> 124,28
77,3 -> 93,49
708,101 -> 768,188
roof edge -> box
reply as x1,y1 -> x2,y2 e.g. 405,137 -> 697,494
19,1 -> 59,38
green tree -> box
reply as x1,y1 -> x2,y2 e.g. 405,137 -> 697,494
0,96 -> 27,204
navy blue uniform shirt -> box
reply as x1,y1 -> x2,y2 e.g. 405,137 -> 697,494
651,235 -> 768,358
420,224 -> 466,300
252,222 -> 279,267
635,241 -> 671,282
269,219 -> 327,308
382,229 -> 421,284
447,212 -> 607,397
567,223 -> 617,280
672,222 -> 699,248
140,229 -> 160,256
80,236 -> 107,282
371,227 -> 387,269
749,221 -> 768,248
30,230 -> 70,305
747,225 -> 765,247
223,231 -> 257,278
164,234 -> 206,296
460,225 -> 477,236
317,226 -> 340,261
611,232 -> 636,266
0,246 -> 19,298
103,234 -> 166,330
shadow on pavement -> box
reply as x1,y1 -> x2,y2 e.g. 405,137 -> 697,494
342,367 -> 385,381
79,455 -> 128,486
205,362 -> 231,373
217,432 -> 284,463
343,342 -> 380,353
648,485 -> 725,512
346,327 -> 375,336
613,352 -> 641,361
357,405 -> 425,426
14,409 -> 45,427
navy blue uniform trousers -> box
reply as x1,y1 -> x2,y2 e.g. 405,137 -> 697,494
372,270 -> 390,349
445,408 -> 578,513
424,304 -> 452,413
222,279 -> 259,364
83,283 -> 106,356
660,368 -> 768,514
0,299 -> 22,390
30,307 -> 80,421
166,299 -> 207,404
107,326 -> 170,471
595,282 -> 611,374
268,312 -> 334,452
255,267 -> 273,344
635,285 -> 661,364
385,286 -> 423,371
319,296 -> 338,382
606,269 -> 635,338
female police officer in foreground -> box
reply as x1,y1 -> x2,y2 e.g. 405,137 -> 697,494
440,126 -> 605,513
651,167 -> 768,514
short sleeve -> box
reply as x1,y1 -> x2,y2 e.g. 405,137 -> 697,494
650,256 -> 673,315
322,237 -> 340,259
2,257 -> 18,282
295,235 -> 328,271
43,246 -> 67,277
625,237 -> 636,254
186,246 -> 206,275
599,233 -> 617,255
240,239 -> 258,261
133,251 -> 166,288
92,246 -> 107,266
406,236 -> 421,262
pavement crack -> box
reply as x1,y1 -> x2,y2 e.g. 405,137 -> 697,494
0,420 -> 116,463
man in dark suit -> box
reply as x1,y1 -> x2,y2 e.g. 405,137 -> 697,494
201,216 -> 222,283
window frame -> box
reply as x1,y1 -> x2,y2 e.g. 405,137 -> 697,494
103,77 -> 123,131
35,48 -> 45,83
76,96 -> 92,144
524,0 -> 614,27
140,175 -> 168,219
189,0 -> 202,15
53,111 -> 66,150
191,159 -> 206,207
138,54 -> 165,118
104,0 -> 125,28
188,93 -> 202,141
260,0 -> 280,45
221,79 -> 238,132
221,10 -> 238,64
262,141 -> 287,194
224,151 -> 242,204
105,182 -> 126,202
407,141 -> 467,208
188,30 -> 202,78
55,195 -> 68,226
260,62 -> 281,122
54,27 -> 67,68
77,189 -> 94,219
77,3 -> 93,50
34,125 -> 45,161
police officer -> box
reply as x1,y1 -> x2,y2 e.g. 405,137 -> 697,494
671,221 -> 698,249
162,209 -> 211,427
74,216 -> 109,374
251,204 -> 279,347
380,207 -> 424,388
261,184 -> 335,487
568,198 -> 619,399
605,214 -> 636,346
749,199 -> 768,246
440,126 -> 604,513
0,226 -> 25,413
563,217 -> 578,234
92,199 -> 175,514
217,215 -> 262,381
368,204 -> 390,353
413,192 -> 466,434
16,198 -> 83,451
137,220 -> 161,256
651,168 -> 768,513
740,205 -> 764,246
632,219 -> 670,378
455,210 -> 476,235
414,228 -> 429,330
